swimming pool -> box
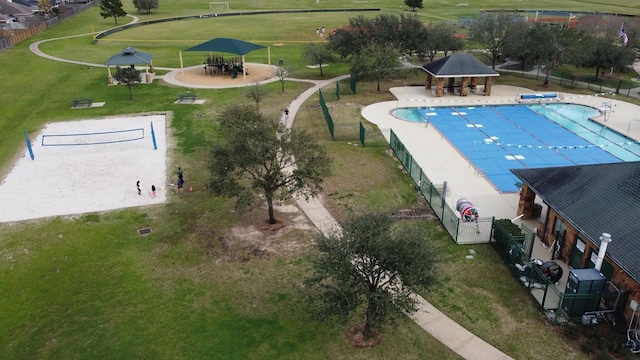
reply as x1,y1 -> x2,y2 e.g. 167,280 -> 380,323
392,103 -> 640,192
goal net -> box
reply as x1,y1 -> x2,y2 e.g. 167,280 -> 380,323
209,2 -> 229,10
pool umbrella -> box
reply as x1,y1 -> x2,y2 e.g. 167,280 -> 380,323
182,38 -> 266,83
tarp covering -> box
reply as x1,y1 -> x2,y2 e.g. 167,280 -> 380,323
184,38 -> 265,55
105,47 -> 154,66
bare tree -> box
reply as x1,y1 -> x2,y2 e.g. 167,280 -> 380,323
244,83 -> 267,112
273,66 -> 290,93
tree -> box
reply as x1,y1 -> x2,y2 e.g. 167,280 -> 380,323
305,212 -> 439,340
350,42 -> 400,92
208,105 -> 331,224
425,22 -> 464,62
404,0 -> 423,12
100,0 -> 127,24
329,14 -> 429,60
302,43 -> 336,76
38,0 -> 52,16
470,12 -> 520,69
133,0 -> 158,14
113,66 -> 141,100
535,27 -> 583,86
272,65 -> 290,93
573,35 -> 635,80
244,83 -> 266,111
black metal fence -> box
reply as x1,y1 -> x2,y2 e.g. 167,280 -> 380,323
389,129 -> 494,244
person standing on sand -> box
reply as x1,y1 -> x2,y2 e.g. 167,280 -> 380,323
151,185 -> 156,198
137,181 -> 141,195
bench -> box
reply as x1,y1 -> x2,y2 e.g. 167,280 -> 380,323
72,98 -> 93,108
177,93 -> 198,103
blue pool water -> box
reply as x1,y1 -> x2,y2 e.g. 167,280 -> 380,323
392,103 -> 640,192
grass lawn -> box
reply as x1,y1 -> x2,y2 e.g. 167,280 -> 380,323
1,0 -> 635,358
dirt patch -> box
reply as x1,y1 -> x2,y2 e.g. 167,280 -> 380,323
174,63 -> 276,86
344,323 -> 384,348
222,202 -> 317,261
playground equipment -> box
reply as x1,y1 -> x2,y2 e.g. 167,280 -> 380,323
456,198 -> 480,233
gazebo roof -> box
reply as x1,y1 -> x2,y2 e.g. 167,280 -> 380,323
422,53 -> 499,78
105,47 -> 154,66
184,38 -> 265,55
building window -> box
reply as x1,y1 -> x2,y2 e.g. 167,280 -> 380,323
553,217 -> 566,237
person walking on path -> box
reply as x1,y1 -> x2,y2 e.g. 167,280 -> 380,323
284,108 -> 289,121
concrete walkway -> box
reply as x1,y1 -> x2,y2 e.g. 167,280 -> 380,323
29,24 -> 514,357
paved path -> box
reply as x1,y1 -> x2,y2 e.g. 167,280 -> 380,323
28,21 -> 513,357
285,76 -> 513,360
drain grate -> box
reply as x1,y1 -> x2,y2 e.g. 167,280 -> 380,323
138,227 -> 152,235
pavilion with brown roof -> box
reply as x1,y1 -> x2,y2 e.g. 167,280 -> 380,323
422,53 -> 500,97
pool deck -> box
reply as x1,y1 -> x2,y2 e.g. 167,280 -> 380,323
362,85 -> 640,223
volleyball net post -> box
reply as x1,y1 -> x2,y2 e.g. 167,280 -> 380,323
151,121 -> 157,150
24,130 -> 34,160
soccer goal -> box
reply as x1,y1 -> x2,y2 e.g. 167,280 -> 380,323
209,1 -> 229,10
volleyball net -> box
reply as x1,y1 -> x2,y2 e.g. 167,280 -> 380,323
41,128 -> 145,146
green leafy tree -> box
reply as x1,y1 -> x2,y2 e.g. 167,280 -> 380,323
133,0 -> 158,14
470,12 -> 520,69
113,66 -> 141,100
305,212 -> 440,340
576,36 -> 635,79
502,21 -> 539,70
100,0 -> 127,24
209,105 -> 331,224
404,0 -> 423,12
302,43 -> 336,76
350,42 -> 400,92
425,22 -> 464,61
329,14 -> 429,60
535,27 -> 583,86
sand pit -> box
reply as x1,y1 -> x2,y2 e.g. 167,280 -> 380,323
163,63 -> 279,88
0,114 -> 168,223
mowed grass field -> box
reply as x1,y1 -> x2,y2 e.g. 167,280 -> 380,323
1,0 -> 636,358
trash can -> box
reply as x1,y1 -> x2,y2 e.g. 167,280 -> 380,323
278,58 -> 284,65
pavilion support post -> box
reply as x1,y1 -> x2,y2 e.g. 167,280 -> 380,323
425,73 -> 432,90
107,66 -> 114,85
436,78 -> 444,97
460,77 -> 468,96
470,77 -> 478,93
447,78 -> 455,94
485,77 -> 493,96
242,55 -> 247,83
179,51 -> 184,75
